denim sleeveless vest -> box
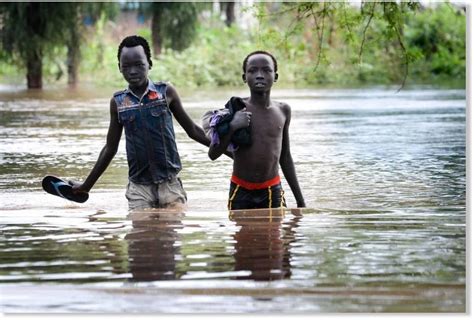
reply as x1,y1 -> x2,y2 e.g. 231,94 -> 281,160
114,80 -> 182,184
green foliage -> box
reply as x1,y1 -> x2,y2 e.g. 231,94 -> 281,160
404,3 -> 465,79
0,2 -> 119,86
150,26 -> 254,89
81,2 -> 119,22
78,22 -> 124,88
0,2 -> 466,89
0,3 -> 75,65
147,2 -> 200,52
251,1 -> 464,88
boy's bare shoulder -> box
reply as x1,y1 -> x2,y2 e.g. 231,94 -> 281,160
274,100 -> 291,115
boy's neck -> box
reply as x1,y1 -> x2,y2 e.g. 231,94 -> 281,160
129,80 -> 149,99
249,90 -> 272,108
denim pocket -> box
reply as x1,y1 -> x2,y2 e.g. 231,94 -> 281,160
150,106 -> 166,117
148,105 -> 169,129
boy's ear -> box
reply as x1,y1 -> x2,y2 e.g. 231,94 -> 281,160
274,73 -> 279,82
242,74 -> 247,83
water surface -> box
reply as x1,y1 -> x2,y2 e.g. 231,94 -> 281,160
0,86 -> 466,313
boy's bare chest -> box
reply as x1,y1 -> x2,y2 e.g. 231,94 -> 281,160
248,107 -> 285,138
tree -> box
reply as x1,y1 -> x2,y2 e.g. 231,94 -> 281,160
254,1 -> 428,90
148,2 -> 200,56
221,1 -> 236,27
65,3 -> 118,86
0,3 -> 73,88
0,2 -> 117,89
66,4 -> 83,87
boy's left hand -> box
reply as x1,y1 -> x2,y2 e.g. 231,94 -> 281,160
230,109 -> 252,131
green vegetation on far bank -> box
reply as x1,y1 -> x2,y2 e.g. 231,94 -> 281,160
0,2 -> 466,90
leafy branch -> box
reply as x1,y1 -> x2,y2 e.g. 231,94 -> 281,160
358,1 -> 376,64
255,1 -> 425,90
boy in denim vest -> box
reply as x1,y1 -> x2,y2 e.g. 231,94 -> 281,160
71,35 -> 211,210
208,51 -> 305,210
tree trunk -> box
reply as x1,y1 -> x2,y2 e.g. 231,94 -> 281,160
328,15 -> 335,47
25,3 -> 43,89
67,13 -> 81,87
151,10 -> 162,57
26,50 -> 42,89
225,2 -> 236,27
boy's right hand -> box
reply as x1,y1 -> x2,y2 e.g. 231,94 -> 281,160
230,109 -> 252,131
69,180 -> 89,195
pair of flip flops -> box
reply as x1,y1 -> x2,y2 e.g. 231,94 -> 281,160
42,175 -> 89,203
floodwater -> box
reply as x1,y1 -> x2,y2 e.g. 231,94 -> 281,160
0,85 -> 466,313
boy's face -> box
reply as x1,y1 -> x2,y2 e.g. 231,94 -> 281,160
243,54 -> 278,92
119,46 -> 150,88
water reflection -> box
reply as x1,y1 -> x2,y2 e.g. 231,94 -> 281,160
124,208 -> 303,282
229,209 -> 301,281
126,209 -> 184,281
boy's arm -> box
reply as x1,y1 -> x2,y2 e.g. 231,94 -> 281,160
166,84 -> 233,158
208,124 -> 235,160
71,98 -> 123,193
166,84 -> 210,147
208,109 -> 251,160
280,104 -> 306,208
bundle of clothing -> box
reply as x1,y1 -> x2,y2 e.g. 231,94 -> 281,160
202,96 -> 251,152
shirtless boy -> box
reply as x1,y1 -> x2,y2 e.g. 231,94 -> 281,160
209,51 -> 306,210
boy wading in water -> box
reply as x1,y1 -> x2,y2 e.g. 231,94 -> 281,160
71,35 -> 212,210
209,51 -> 306,210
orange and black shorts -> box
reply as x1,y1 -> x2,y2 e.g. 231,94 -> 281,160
228,175 -> 287,210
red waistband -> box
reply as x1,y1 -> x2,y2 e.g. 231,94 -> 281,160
231,175 -> 281,190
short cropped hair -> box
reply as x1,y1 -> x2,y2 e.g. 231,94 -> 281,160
117,35 -> 153,67
242,50 -> 278,73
